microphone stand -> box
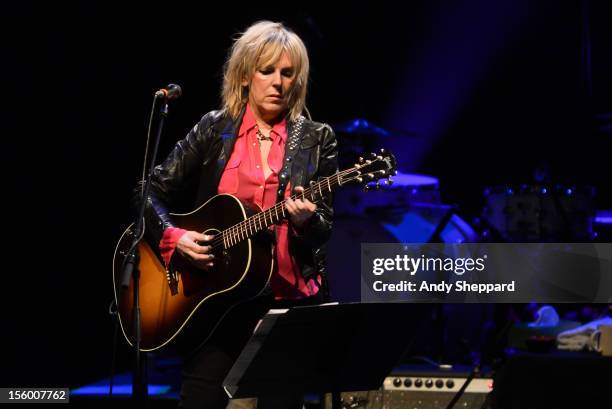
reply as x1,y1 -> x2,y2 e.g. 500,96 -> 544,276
119,93 -> 170,408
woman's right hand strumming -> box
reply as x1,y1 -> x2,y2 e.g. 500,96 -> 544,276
176,231 -> 215,270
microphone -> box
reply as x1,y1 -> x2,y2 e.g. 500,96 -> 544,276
155,83 -> 182,100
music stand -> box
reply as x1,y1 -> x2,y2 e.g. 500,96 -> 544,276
223,302 -> 429,409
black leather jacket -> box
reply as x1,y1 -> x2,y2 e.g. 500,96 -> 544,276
139,109 -> 338,299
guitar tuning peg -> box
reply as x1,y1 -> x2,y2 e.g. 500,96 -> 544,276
380,148 -> 385,153
365,160 -> 372,164
359,157 -> 364,163
380,170 -> 386,175
356,177 -> 363,183
367,173 -> 374,179
376,155 -> 383,160
370,152 -> 377,158
394,170 -> 398,176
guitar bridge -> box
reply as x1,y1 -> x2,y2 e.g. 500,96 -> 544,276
166,266 -> 179,296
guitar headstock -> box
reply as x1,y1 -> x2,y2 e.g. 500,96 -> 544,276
340,149 -> 397,189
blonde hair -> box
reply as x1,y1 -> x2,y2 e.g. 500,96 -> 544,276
222,21 -> 309,121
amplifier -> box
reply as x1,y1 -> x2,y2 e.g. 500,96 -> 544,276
323,365 -> 493,409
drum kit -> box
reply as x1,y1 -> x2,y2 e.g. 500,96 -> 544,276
330,117 -> 598,242
326,118 -> 599,302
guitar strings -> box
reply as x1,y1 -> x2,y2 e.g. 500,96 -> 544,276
208,170 -> 333,250
212,162 -> 384,250
208,167 -> 357,250
208,161 -> 383,251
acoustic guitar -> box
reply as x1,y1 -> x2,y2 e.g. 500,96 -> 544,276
112,150 -> 397,351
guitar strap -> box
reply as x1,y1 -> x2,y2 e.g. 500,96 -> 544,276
276,115 -> 305,204
257,115 -> 306,298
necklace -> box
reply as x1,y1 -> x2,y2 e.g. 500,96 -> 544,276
256,128 -> 273,145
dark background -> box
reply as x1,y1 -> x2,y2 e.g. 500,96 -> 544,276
3,0 -> 611,389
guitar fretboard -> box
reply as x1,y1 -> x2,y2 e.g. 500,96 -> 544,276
209,166 -> 363,251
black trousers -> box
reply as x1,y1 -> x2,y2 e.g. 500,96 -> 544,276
178,294 -> 323,409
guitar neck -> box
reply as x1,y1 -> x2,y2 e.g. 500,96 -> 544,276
218,167 -> 360,250
214,151 -> 396,250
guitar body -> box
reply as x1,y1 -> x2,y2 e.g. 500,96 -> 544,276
112,194 -> 274,352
